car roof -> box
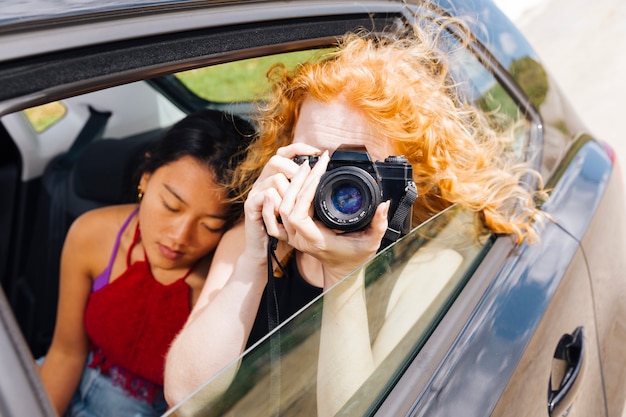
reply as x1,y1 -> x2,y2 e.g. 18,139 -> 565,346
0,0 -> 531,68
0,0 -> 412,28
0,0 -> 416,62
1,0 -> 221,26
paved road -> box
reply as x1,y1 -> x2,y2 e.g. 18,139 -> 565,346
494,0 -> 626,184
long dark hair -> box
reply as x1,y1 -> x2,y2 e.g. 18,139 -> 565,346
137,109 -> 255,228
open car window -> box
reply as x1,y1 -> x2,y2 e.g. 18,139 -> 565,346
9,49 -> 332,182
165,205 -> 492,416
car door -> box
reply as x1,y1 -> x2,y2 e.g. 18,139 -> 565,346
391,141 -> 613,417
0,289 -> 55,417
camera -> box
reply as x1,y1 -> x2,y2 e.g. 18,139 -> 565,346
294,146 -> 417,238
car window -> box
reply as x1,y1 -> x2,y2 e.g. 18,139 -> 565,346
165,205 -> 492,416
22,102 -> 67,133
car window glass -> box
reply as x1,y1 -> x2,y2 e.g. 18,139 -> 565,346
174,49 -> 334,103
165,205 -> 492,416
446,36 -> 532,160
22,102 -> 67,133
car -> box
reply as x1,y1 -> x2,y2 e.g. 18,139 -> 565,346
1,0 -> 625,416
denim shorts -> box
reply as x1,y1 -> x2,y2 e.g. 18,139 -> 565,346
38,355 -> 169,417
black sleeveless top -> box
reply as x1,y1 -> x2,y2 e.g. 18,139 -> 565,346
246,253 -> 323,348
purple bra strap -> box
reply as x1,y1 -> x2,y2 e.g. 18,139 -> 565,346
92,208 -> 139,292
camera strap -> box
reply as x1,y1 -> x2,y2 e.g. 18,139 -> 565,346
266,236 -> 285,330
381,181 -> 418,249
266,235 -> 285,416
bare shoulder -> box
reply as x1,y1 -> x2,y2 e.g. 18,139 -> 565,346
63,204 -> 138,272
69,204 -> 137,238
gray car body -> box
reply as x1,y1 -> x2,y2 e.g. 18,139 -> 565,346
0,1 -> 624,416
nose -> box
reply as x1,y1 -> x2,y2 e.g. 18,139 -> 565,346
168,217 -> 195,247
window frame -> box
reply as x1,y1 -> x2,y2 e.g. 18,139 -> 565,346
0,12 -> 404,115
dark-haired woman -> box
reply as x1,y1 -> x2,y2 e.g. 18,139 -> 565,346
38,109 -> 254,417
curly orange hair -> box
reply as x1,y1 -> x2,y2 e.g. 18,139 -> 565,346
231,20 -> 546,243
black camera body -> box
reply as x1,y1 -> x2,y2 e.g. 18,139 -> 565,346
294,146 -> 416,236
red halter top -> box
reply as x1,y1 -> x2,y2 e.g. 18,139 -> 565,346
84,209 -> 192,400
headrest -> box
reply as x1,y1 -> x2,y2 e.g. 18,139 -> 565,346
73,128 -> 166,204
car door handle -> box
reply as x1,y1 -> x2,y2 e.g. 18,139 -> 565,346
548,326 -> 585,416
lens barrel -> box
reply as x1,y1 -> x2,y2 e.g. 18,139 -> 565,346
314,166 -> 381,232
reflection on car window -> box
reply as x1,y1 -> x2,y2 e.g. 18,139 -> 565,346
174,49 -> 334,103
165,205 -> 492,417
22,101 -> 67,132
446,38 -> 532,159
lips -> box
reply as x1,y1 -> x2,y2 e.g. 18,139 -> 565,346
158,243 -> 184,260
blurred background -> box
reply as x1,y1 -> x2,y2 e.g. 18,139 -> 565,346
493,0 -> 626,184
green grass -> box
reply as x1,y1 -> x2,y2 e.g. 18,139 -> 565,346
23,102 -> 67,132
175,49 -> 334,102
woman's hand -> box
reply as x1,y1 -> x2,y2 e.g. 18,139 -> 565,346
243,143 -> 322,259
263,149 -> 390,287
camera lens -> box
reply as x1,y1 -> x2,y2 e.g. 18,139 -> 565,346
331,183 -> 363,215
314,167 -> 381,232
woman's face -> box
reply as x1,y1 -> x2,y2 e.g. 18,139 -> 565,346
291,98 -> 395,161
138,155 -> 229,271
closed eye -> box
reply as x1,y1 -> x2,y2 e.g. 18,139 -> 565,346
163,199 -> 179,213
203,223 -> 225,234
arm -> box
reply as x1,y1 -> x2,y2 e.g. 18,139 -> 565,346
314,205 -> 389,417
318,247 -> 464,417
164,223 -> 268,406
317,269 -> 374,417
38,213 -> 99,415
